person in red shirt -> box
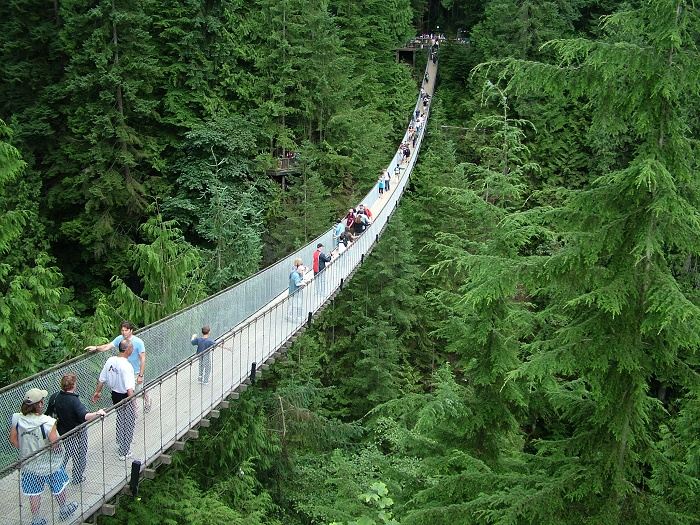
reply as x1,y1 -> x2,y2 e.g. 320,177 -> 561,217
313,243 -> 332,275
358,204 -> 372,223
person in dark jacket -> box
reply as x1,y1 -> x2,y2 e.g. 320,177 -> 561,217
46,373 -> 106,484
313,243 -> 332,274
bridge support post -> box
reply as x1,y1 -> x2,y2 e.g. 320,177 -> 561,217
129,461 -> 141,496
340,278 -> 344,290
307,312 -> 313,328
250,362 -> 257,385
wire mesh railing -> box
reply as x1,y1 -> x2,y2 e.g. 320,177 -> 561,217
0,56 -> 436,525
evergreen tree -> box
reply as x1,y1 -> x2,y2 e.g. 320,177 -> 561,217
266,165 -> 335,260
0,121 -> 72,382
313,212 -> 426,419
198,183 -> 265,289
148,0 -> 251,125
104,211 -> 206,327
459,80 -> 535,208
103,393 -> 283,525
470,0 -> 579,61
247,0 -> 298,156
164,114 -> 270,287
51,0 -> 163,280
0,0 -> 66,169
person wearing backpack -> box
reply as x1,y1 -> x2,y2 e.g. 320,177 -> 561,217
9,388 -> 78,525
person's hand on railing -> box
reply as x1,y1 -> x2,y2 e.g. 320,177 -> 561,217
88,408 -> 106,420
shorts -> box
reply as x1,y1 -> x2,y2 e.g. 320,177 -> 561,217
21,468 -> 69,496
134,373 -> 143,392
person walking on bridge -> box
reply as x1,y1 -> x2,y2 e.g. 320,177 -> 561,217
358,204 -> 373,223
92,339 -> 136,460
10,389 -> 79,525
313,243 -> 333,296
191,326 -> 217,385
86,321 -> 151,413
333,219 -> 344,249
313,243 -> 332,275
343,208 -> 356,229
382,169 -> 391,193
46,373 -> 106,484
288,264 -> 307,320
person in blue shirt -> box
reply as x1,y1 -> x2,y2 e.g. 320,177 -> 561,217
288,265 -> 306,320
191,326 -> 217,385
333,219 -> 345,249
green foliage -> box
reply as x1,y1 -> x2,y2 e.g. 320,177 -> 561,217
284,445 -> 415,524
102,473 -> 274,525
0,0 -> 66,165
174,393 -> 281,490
266,165 -> 336,260
0,121 -> 74,383
330,482 -> 400,525
410,2 -> 700,522
149,0 -> 250,124
470,0 -> 579,60
0,121 -> 26,252
104,211 -> 206,327
459,80 -> 536,208
200,184 -> 265,288
307,211 -> 428,419
101,392 -> 284,525
164,114 -> 269,288
52,0 -> 164,276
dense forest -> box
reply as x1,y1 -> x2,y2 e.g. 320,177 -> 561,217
3,0 -> 700,523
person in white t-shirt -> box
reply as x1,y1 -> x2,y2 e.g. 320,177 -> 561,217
92,339 -> 136,460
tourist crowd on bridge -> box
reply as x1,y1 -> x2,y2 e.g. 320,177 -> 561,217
279,52 -> 438,319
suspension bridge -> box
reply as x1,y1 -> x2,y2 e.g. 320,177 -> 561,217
0,56 -> 438,525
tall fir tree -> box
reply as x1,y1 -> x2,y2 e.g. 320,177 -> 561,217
164,114 -> 269,287
51,0 -> 164,281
